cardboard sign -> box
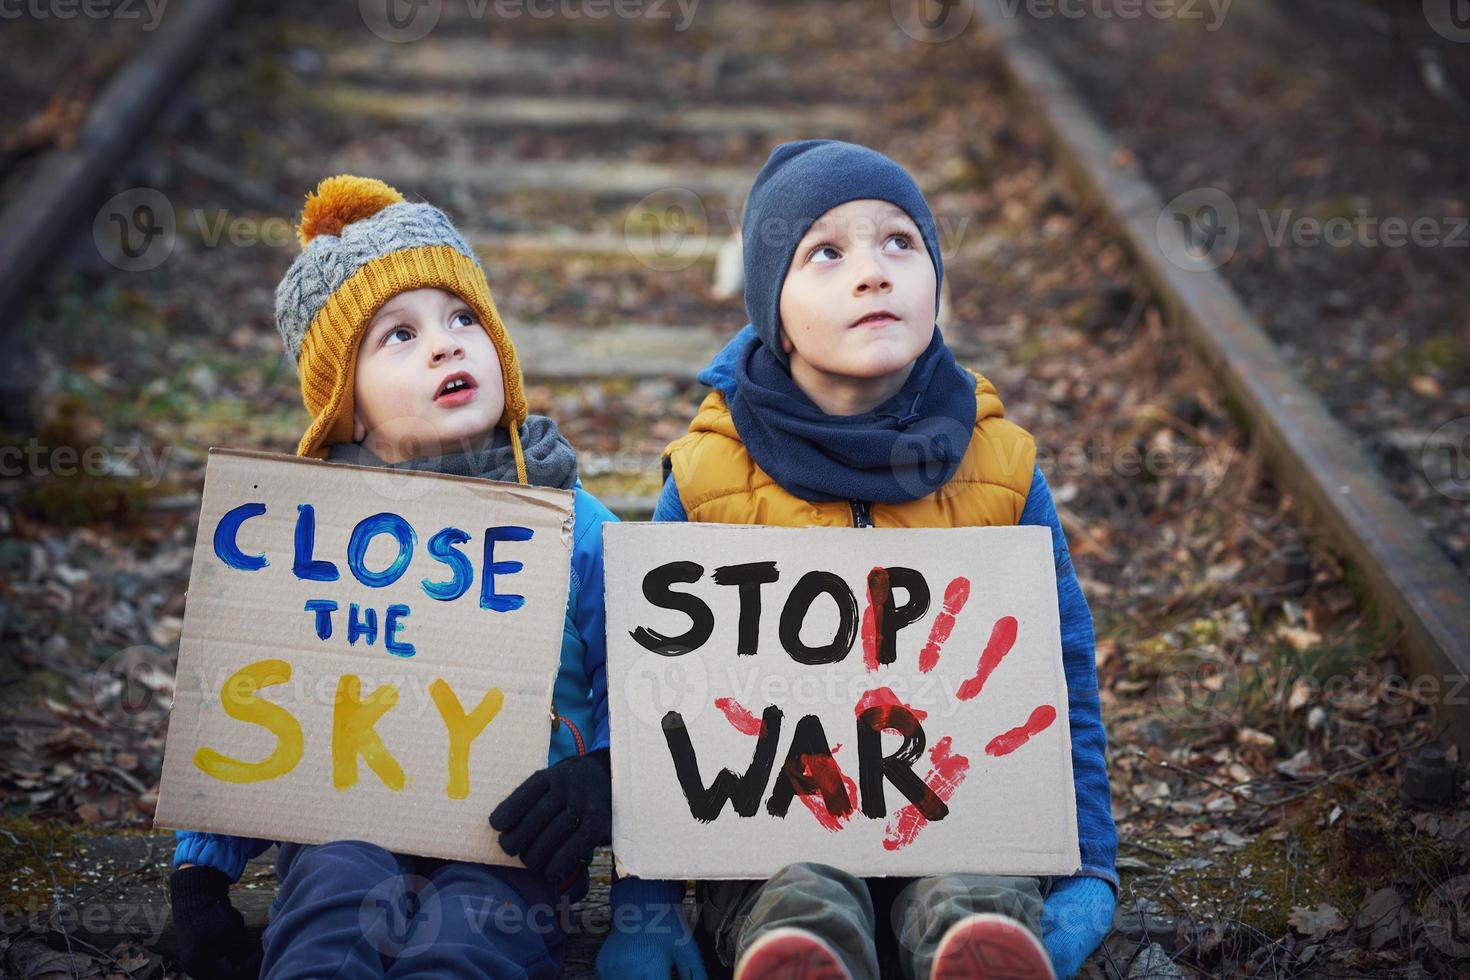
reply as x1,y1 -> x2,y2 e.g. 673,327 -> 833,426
155,448 -> 573,865
605,523 -> 1080,879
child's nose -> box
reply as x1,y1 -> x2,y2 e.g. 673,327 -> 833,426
853,257 -> 892,294
427,326 -> 464,363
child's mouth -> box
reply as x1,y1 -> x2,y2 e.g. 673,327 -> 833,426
434,372 -> 478,405
850,311 -> 899,328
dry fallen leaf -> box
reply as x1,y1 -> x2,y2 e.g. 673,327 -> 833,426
1237,727 -> 1276,749
1408,374 -> 1443,399
1354,886 -> 1404,949
1279,625 -> 1322,652
1287,679 -> 1315,713
1289,903 -> 1348,938
1276,749 -> 1321,780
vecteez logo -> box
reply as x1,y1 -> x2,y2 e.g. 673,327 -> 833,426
93,188 -> 176,272
891,0 -> 975,41
360,0 -> 442,42
1424,0 -> 1470,43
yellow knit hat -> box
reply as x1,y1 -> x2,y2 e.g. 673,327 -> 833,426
275,175 -> 529,481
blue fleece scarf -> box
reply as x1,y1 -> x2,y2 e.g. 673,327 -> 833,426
727,327 -> 976,505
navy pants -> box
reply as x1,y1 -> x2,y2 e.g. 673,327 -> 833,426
261,840 -> 567,979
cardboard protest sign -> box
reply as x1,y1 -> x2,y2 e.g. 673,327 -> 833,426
155,448 -> 573,865
605,523 -> 1079,879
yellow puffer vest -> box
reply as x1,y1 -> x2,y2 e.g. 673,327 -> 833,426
663,371 -> 1037,527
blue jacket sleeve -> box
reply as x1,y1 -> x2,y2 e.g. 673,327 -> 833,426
173,830 -> 274,882
653,471 -> 688,523
572,486 -> 617,752
1018,465 -> 1120,894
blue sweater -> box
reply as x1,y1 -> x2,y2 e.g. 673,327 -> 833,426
173,485 -> 618,881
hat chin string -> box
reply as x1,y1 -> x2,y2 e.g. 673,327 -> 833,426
507,419 -> 528,485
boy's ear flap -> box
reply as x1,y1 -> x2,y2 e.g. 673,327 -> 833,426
780,326 -> 795,355
352,412 -> 366,443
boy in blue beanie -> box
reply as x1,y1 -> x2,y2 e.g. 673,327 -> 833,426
167,176 -> 633,979
604,141 -> 1118,980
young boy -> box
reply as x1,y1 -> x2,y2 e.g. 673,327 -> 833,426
167,176 -> 630,979
624,141 -> 1118,980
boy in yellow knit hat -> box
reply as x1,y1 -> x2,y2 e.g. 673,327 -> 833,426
165,176 -> 655,979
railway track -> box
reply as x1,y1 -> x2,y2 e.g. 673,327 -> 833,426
974,0 -> 1470,752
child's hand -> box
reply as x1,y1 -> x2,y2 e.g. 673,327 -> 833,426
597,877 -> 707,980
1041,874 -> 1116,979
490,749 -> 612,883
169,865 -> 263,980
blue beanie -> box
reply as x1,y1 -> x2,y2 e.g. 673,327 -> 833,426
740,140 -> 943,366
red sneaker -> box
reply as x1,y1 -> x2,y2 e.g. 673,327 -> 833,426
734,926 -> 854,980
930,913 -> 1057,980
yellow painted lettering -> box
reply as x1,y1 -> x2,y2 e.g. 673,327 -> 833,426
193,659 -> 304,783
429,679 -> 504,800
332,674 -> 404,792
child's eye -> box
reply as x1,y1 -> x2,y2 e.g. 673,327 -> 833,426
883,233 -> 915,252
809,244 -> 841,263
451,311 -> 477,328
383,325 -> 414,346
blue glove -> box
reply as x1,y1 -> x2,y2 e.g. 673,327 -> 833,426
1041,875 -> 1116,979
597,875 -> 707,980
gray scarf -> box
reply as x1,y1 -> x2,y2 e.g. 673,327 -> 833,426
325,415 -> 578,489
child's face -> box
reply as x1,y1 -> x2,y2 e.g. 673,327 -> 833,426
777,198 -> 936,414
351,287 -> 506,462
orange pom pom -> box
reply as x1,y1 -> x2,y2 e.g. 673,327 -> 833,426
296,175 -> 407,248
